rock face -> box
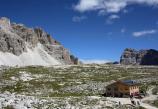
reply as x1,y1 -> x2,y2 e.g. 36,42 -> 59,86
120,48 -> 158,65
0,17 -> 78,66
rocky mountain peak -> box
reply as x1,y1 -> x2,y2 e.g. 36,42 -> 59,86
0,17 -> 11,31
0,17 -> 78,66
120,48 -> 158,65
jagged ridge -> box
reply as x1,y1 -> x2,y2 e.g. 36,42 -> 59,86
0,17 -> 78,66
120,48 -> 158,65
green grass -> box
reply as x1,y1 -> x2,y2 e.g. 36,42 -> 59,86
0,65 -> 158,97
49,92 -> 90,97
3,105 -> 15,109
1,81 -> 28,93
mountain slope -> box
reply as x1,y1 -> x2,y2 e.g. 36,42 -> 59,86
0,17 -> 78,66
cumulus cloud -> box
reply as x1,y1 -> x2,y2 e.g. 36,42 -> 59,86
133,29 -> 157,37
81,59 -> 110,64
74,0 -> 158,13
74,0 -> 100,12
72,16 -> 87,22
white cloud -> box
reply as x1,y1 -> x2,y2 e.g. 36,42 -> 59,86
72,16 -> 87,22
74,0 -> 158,14
103,1 -> 127,13
81,59 -> 110,64
133,29 -> 157,37
109,14 -> 120,19
106,14 -> 120,24
74,0 -> 100,12
98,10 -> 107,16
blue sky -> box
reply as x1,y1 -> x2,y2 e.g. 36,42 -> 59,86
0,0 -> 158,62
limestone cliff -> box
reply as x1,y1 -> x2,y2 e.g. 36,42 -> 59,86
120,48 -> 158,65
0,17 -> 78,66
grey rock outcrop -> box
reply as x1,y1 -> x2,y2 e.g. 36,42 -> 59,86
0,17 -> 78,65
120,48 -> 158,65
0,18 -> 26,56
